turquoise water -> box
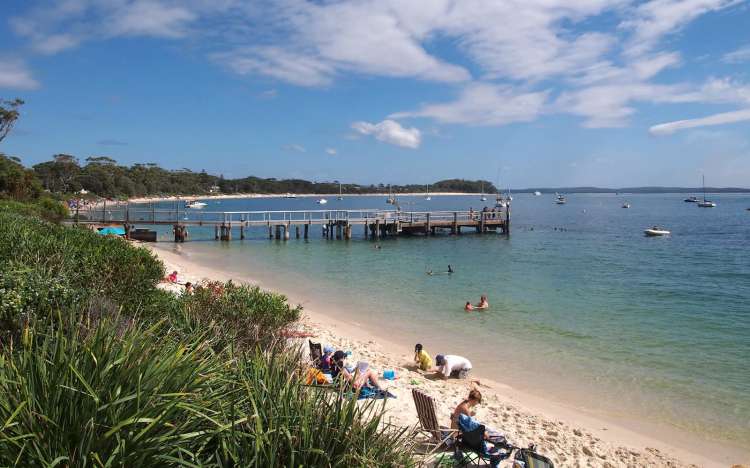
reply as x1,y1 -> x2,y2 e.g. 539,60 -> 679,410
142,193 -> 750,446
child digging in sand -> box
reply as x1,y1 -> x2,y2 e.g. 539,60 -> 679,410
414,343 -> 432,371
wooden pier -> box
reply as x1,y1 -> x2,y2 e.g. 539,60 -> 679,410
73,205 -> 510,242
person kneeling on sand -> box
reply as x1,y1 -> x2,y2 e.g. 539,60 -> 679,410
414,343 -> 433,371
435,354 -> 473,380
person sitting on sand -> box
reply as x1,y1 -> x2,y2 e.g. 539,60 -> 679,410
435,354 -> 473,380
476,295 -> 489,309
414,343 -> 433,371
319,345 -> 334,373
465,301 -> 474,311
350,361 -> 382,390
330,350 -> 348,381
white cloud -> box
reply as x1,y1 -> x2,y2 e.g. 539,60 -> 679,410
649,108 -> 750,135
723,44 -> 750,63
351,120 -> 421,149
325,147 -> 337,155
621,0 -> 739,57
0,60 -> 40,90
392,83 -> 548,126
282,144 -> 306,153
106,1 -> 196,38
212,47 -> 335,87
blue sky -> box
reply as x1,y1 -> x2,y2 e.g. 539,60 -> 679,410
1,0 -> 749,187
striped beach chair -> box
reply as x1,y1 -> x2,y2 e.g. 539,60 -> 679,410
411,389 -> 457,454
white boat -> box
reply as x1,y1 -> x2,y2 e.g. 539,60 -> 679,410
684,196 -> 698,203
494,193 -> 506,208
424,184 -> 431,201
644,226 -> 670,236
284,193 -> 296,198
337,183 -> 343,200
622,202 -> 631,208
185,200 -> 207,209
534,191 -> 542,196
555,194 -> 566,204
386,184 -> 395,204
697,175 -> 716,208
317,198 -> 328,205
480,182 -> 487,201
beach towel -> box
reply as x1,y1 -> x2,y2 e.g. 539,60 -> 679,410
357,386 -> 396,400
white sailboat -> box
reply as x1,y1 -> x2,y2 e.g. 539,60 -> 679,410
337,182 -> 343,200
480,182 -> 487,201
424,184 -> 431,201
386,184 -> 395,204
697,175 -> 716,207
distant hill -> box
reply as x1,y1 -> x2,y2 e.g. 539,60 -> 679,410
515,187 -> 750,194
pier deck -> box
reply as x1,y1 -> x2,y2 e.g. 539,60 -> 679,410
72,205 -> 510,241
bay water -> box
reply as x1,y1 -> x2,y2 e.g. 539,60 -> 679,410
140,193 -> 750,447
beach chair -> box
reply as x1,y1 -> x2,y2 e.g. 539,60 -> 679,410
513,446 -> 554,468
308,340 -> 322,366
411,389 -> 457,454
453,424 -> 509,467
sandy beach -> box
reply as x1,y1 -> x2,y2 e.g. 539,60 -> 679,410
148,243 -> 746,468
126,192 -> 480,204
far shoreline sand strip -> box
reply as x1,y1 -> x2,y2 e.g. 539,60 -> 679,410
147,243 -> 746,468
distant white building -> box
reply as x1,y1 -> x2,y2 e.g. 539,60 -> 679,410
209,185 -> 221,193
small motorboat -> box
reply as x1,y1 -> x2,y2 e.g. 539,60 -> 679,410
622,203 -> 631,208
555,194 -> 566,204
284,193 -> 296,198
534,191 -> 542,196
684,196 -> 699,203
186,200 -> 207,209
644,226 -> 670,236
317,198 -> 328,205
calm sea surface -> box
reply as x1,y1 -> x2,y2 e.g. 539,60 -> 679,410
140,193 -> 750,446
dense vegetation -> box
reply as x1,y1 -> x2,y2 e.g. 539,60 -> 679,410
0,205 -> 415,466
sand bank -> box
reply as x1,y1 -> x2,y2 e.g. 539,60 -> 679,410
147,243 -> 746,468
127,192 -> 478,204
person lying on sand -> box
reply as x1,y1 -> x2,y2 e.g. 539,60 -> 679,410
414,343 -> 433,371
435,354 -> 473,380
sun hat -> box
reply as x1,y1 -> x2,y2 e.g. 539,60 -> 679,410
356,361 -> 369,373
323,345 -> 334,354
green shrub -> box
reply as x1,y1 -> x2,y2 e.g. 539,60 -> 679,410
0,316 -> 415,467
175,281 -> 301,350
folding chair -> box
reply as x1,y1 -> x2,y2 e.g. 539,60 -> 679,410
411,389 -> 457,454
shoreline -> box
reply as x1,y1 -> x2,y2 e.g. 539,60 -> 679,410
127,192 -> 481,204
146,243 -> 747,467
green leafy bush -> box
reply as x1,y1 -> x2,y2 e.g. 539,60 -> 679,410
174,281 -> 301,349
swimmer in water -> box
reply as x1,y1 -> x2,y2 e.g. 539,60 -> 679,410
464,301 -> 474,312
476,295 -> 489,310
448,265 -> 454,274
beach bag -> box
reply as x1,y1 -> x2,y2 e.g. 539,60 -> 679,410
305,368 -> 328,385
513,447 -> 554,468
